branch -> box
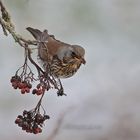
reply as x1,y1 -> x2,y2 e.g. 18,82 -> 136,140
0,0 -> 66,134
0,0 -> 64,96
0,0 -> 37,46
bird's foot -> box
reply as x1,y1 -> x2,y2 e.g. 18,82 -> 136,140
57,88 -> 67,96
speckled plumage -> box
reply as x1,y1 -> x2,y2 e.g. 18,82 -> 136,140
27,27 -> 86,78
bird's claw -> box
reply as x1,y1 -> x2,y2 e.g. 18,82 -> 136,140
57,88 -> 67,96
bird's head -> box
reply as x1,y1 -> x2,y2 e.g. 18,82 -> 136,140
71,45 -> 86,64
56,44 -> 86,64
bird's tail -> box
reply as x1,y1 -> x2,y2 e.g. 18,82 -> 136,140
26,27 -> 49,42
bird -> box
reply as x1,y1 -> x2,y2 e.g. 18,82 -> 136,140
26,27 -> 86,78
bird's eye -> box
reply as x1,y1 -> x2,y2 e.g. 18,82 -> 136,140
71,51 -> 76,57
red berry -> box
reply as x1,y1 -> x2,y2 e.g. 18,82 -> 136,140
22,126 -> 26,130
21,88 -> 26,94
18,82 -> 24,89
10,78 -> 16,83
42,88 -> 45,93
36,89 -> 42,95
21,81 -> 27,88
26,129 -> 32,133
37,127 -> 42,133
15,118 -> 22,124
33,127 -> 42,134
25,87 -> 30,93
28,128 -> 33,133
12,82 -> 18,89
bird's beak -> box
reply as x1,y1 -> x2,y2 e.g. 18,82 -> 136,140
81,58 -> 86,64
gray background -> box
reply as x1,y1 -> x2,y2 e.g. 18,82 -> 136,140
0,0 -> 140,140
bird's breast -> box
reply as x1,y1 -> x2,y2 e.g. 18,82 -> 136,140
50,58 -> 82,78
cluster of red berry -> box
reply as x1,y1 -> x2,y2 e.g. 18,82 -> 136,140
10,75 -> 32,94
32,84 -> 45,96
15,110 -> 50,134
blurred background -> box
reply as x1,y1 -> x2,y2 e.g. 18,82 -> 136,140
1,0 -> 140,140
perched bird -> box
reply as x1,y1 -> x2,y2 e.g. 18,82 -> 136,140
26,27 -> 86,78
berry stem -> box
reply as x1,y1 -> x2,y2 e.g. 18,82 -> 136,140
34,91 -> 45,113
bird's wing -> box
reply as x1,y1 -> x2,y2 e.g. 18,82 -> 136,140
26,27 -> 42,40
46,37 -> 71,58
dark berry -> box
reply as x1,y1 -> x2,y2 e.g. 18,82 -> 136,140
23,110 -> 28,116
17,115 -> 23,119
18,122 -> 23,127
10,77 -> 16,83
15,118 -> 22,124
22,82 -> 27,88
44,115 -> 50,120
32,89 -> 37,95
36,84 -> 41,89
12,82 -> 18,89
35,114 -> 43,124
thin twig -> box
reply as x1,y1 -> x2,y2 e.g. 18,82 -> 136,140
27,47 -> 44,74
